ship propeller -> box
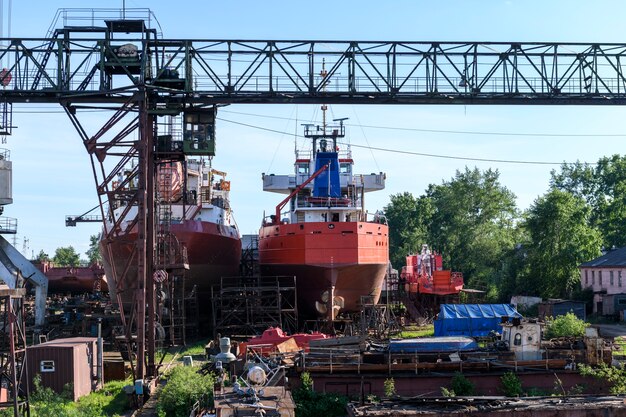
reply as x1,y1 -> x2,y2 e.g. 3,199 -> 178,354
315,301 -> 327,315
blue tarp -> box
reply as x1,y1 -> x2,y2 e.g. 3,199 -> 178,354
433,304 -> 522,337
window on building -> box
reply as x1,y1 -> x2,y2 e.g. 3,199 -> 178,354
585,270 -> 589,285
514,333 -> 522,346
611,271 -> 615,286
620,271 -> 623,287
40,360 -> 55,373
599,270 -> 603,286
592,270 -> 595,285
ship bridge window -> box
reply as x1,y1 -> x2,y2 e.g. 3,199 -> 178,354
340,163 -> 351,174
297,164 -> 309,175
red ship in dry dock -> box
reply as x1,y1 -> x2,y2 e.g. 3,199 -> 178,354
100,158 -> 241,310
259,109 -> 388,321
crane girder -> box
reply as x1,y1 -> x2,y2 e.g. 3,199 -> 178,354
0,37 -> 624,105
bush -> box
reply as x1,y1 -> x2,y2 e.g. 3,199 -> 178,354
450,372 -> 474,396
383,378 -> 396,397
500,372 -> 523,397
26,376 -> 130,417
293,372 -> 348,417
544,312 -> 588,339
579,362 -> 626,395
157,366 -> 215,417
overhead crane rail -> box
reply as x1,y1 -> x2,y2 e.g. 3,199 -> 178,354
0,36 -> 625,104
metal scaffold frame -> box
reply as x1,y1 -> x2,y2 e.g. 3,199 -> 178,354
0,288 -> 29,417
211,276 -> 298,336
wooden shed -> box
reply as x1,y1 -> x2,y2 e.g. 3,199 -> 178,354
26,337 -> 98,401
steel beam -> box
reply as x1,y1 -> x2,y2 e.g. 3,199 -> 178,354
1,39 -> 626,104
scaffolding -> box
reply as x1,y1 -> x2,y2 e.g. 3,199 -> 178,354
211,276 -> 297,337
0,288 -> 29,417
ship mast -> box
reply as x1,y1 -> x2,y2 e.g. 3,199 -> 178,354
321,59 -> 328,135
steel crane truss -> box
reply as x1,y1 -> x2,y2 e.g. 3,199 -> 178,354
1,39 -> 626,104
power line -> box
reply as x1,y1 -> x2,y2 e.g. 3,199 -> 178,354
217,117 -> 582,166
219,109 -> 626,138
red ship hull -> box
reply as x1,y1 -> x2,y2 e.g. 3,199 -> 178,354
35,262 -> 108,294
258,221 -> 388,319
101,219 -> 241,309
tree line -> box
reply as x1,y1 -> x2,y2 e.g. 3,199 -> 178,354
34,234 -> 102,267
383,155 -> 626,302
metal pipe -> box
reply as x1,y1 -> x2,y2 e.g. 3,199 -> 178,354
97,318 -> 103,388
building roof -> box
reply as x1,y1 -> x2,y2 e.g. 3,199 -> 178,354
542,298 -> 586,305
30,337 -> 97,348
580,247 -> 626,268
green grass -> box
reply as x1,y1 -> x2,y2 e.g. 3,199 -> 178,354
74,379 -> 131,416
392,325 -> 434,338
157,338 -> 210,366
12,376 -> 132,417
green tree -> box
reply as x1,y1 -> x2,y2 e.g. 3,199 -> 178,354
521,189 -> 601,298
34,250 -> 50,262
424,167 -> 519,296
551,154 -> 626,248
85,234 -> 102,264
384,192 -> 432,268
52,246 -> 81,267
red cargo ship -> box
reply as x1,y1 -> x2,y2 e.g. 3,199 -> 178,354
100,159 -> 241,310
259,106 -> 388,321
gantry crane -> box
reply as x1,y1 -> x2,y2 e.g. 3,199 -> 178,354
1,8 -> 626,388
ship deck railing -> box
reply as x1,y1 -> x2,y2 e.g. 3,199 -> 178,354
296,197 -> 362,210
295,149 -> 352,161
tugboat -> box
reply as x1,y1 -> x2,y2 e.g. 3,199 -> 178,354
258,98 -> 388,321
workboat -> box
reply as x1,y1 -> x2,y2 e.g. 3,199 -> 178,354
258,105 -> 389,321
100,158 -> 241,310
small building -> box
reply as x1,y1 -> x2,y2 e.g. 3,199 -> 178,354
26,337 -> 99,400
510,295 -> 542,312
433,304 -> 522,337
538,299 -> 586,321
579,247 -> 626,316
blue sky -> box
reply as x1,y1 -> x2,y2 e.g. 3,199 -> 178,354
4,0 -> 626,259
